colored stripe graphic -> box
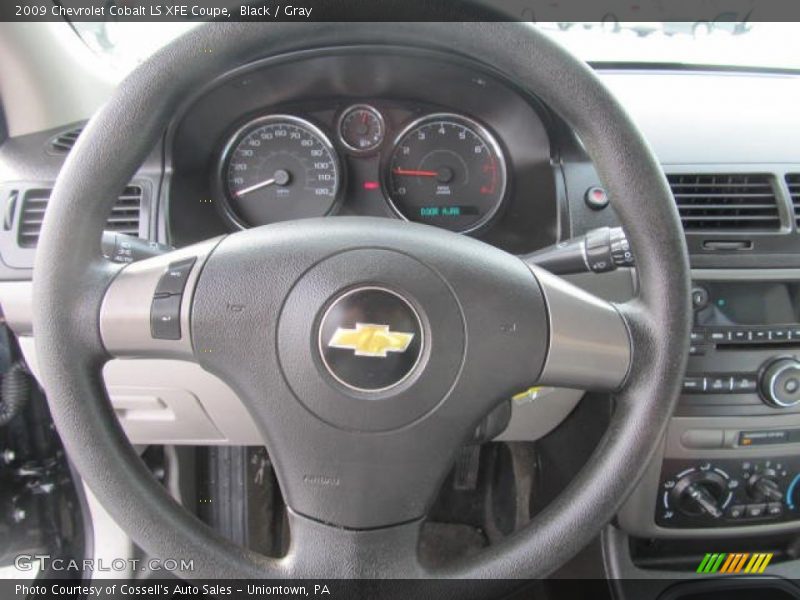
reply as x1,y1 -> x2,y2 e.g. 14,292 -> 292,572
696,553 -> 713,573
734,553 -> 750,573
697,552 -> 773,574
719,553 -> 736,573
697,553 -> 726,573
744,553 -> 773,574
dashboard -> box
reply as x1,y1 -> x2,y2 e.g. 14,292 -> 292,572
166,48 -> 561,254
5,40 -> 800,580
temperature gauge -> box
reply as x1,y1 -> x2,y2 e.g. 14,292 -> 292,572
338,104 -> 385,154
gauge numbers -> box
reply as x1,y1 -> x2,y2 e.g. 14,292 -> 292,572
222,115 -> 340,228
385,114 -> 507,233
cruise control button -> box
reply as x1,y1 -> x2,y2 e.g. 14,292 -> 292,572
154,258 -> 196,297
151,295 -> 182,340
746,503 -> 766,518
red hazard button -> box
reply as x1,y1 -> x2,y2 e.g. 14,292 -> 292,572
585,186 -> 609,210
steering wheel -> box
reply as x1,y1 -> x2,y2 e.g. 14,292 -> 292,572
32,22 -> 690,581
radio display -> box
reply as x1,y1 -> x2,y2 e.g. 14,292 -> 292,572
696,282 -> 800,327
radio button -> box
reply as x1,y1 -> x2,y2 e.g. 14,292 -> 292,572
709,330 -> 729,343
708,377 -> 732,393
691,286 -> 709,310
732,376 -> 758,393
683,378 -> 706,393
732,330 -> 749,342
689,344 -> 706,356
760,358 -> 800,408
690,329 -> 706,342
752,330 -> 769,342
770,329 -> 789,342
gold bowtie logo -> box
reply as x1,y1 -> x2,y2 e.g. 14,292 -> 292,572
328,323 -> 414,357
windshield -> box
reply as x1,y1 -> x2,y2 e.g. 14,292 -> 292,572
542,22 -> 800,70
72,21 -> 800,73
72,22 -> 199,72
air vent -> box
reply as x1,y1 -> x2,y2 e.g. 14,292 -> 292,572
49,127 -> 83,153
18,185 -> 143,248
667,174 -> 780,231
788,174 -> 800,225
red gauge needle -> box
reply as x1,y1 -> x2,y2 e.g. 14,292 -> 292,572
393,168 -> 439,177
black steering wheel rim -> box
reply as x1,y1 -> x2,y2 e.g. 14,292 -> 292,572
32,22 -> 690,581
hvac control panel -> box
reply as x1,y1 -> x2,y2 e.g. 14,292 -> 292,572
656,457 -> 800,528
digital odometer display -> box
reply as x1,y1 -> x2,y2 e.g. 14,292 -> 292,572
385,114 -> 507,233
221,115 -> 340,228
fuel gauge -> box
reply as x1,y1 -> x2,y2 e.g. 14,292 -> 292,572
338,104 -> 385,154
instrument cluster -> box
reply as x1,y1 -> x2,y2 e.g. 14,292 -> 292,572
168,48 -> 559,254
218,104 -> 509,234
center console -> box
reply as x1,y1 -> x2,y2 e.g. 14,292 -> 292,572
619,275 -> 800,538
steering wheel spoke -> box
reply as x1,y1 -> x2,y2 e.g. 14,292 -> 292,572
531,266 -> 632,392
99,238 -> 222,360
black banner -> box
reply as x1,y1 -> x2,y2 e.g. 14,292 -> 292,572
3,0 -> 800,23
5,577 -> 800,600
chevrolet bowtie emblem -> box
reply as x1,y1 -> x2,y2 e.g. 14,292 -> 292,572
328,323 -> 415,358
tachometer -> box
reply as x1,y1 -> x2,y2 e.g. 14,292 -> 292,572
220,115 -> 341,228
384,114 -> 507,233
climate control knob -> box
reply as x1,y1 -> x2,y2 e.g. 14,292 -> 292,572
760,358 -> 800,408
670,470 -> 729,519
747,472 -> 783,502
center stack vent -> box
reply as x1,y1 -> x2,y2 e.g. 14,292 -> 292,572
787,174 -> 800,227
667,173 -> 780,232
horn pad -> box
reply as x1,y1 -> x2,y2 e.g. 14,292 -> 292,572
277,248 -> 465,432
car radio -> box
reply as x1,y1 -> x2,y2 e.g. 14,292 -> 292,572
679,280 -> 800,417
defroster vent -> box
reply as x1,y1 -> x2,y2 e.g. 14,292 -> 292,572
49,127 -> 83,153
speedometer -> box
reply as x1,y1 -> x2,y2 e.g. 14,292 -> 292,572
384,114 -> 507,233
220,115 -> 341,228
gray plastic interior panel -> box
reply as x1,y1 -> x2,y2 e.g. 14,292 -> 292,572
18,336 -> 261,445
0,267 -> 635,446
